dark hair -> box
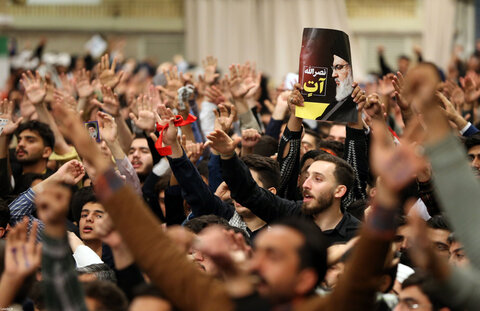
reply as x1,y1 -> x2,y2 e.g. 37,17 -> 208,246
398,55 -> 411,62
77,263 -> 117,283
82,280 -> 128,311
15,120 -> 55,149
313,153 -> 354,191
241,154 -> 280,189
154,174 -> 171,194
29,281 -> 45,311
272,217 -> 328,289
133,283 -> 166,299
0,198 -> 10,229
464,133 -> 480,151
395,215 -> 407,227
87,123 -> 96,129
426,215 -> 451,232
70,187 -> 97,223
300,150 -> 323,170
346,199 -> 367,222
252,135 -> 278,157
304,129 -> 321,148
184,215 -> 230,234
402,272 -> 448,310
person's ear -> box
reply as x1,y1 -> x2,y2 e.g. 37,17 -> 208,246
334,184 -> 347,198
295,268 -> 318,295
268,187 -> 277,195
0,227 -> 5,239
42,146 -> 53,159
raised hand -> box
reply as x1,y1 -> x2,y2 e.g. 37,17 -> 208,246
158,66 -> 183,100
129,95 -> 156,132
98,54 -> 124,89
93,85 -> 120,117
181,135 -> 205,164
74,69 -> 94,98
364,93 -> 386,121
436,91 -> 468,129
53,89 -> 78,111
214,103 -> 237,132
157,104 -> 178,146
227,64 -> 256,100
460,76 -> 480,103
351,82 -> 366,109
202,56 -> 220,85
59,73 -> 76,97
377,74 -> 395,97
287,85 -> 305,111
370,119 -> 426,191
392,71 -> 409,111
241,129 -> 261,149
3,218 -> 42,280
97,111 -> 118,144
0,99 -> 23,136
21,71 -> 46,105
52,160 -> 85,185
242,63 -> 262,100
205,85 -> 226,105
206,129 -> 240,156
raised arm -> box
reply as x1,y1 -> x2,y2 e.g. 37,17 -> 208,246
208,129 -> 302,223
51,99 -> 234,311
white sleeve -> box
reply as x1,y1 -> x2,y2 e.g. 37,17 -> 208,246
72,245 -> 104,268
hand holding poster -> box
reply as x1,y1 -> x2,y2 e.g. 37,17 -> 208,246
296,28 -> 357,122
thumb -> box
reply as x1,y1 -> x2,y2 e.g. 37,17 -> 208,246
14,117 -> 24,127
128,112 -> 138,123
149,132 -> 158,142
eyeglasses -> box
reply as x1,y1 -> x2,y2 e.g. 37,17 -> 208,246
397,298 -> 432,310
331,64 -> 349,72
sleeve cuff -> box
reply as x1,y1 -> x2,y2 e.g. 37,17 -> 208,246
460,122 -> 472,135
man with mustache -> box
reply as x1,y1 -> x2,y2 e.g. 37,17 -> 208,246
0,120 -> 55,195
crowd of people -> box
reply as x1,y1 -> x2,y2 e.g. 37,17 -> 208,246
0,37 -> 480,311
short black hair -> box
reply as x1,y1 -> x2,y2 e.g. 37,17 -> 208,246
300,150 -> 323,171
184,215 -> 230,234
15,120 -> 55,149
426,215 -> 451,232
253,135 -> 279,157
272,217 -> 328,289
70,186 -> 97,223
402,272 -> 448,310
304,129 -> 321,148
313,153 -> 354,191
77,263 -> 117,283
82,280 -> 128,311
346,199 -> 367,222
87,123 -> 96,129
465,133 -> 480,151
241,154 -> 280,189
0,198 -> 10,229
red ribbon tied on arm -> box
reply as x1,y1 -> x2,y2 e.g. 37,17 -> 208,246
154,113 -> 198,156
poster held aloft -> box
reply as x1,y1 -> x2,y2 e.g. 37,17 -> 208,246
296,28 -> 357,123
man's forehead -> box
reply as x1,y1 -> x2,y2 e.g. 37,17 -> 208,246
82,202 -> 105,212
307,160 -> 336,175
255,226 -> 304,249
131,138 -> 148,148
19,129 -> 40,139
468,144 -> 480,155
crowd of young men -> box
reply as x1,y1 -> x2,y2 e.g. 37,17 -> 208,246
1,40 -> 480,311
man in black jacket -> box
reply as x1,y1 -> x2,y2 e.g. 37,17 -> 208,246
207,130 -> 360,245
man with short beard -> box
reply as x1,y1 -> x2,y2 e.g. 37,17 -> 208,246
0,120 -> 55,195
215,136 -> 360,244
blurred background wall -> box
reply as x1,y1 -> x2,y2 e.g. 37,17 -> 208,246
0,0 -> 476,83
